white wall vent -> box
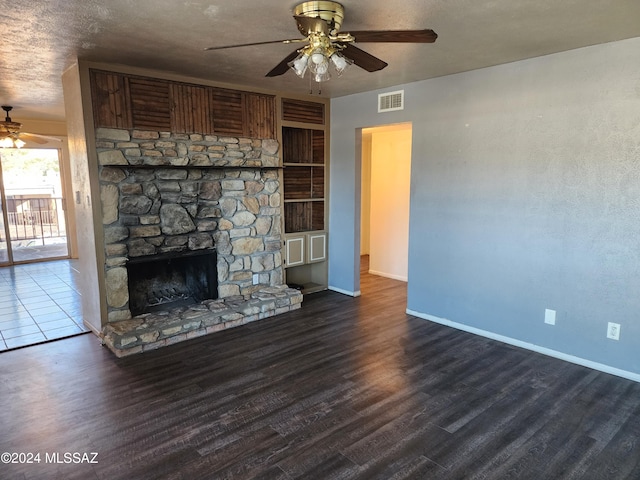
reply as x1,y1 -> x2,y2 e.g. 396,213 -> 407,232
378,90 -> 404,113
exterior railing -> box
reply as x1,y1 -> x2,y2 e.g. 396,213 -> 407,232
6,196 -> 66,243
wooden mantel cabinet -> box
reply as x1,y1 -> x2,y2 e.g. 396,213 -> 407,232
89,70 -> 277,139
90,69 -> 328,294
281,98 -> 329,294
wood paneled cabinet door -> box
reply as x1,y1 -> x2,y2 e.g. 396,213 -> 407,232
285,235 -> 305,268
307,233 -> 326,263
284,232 -> 327,268
89,69 -> 277,140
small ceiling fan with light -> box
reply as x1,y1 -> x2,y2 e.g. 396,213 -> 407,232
205,1 -> 437,86
0,106 -> 61,148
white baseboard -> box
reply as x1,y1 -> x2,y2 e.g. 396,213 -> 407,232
368,270 -> 408,282
328,286 -> 361,297
406,309 -> 640,384
83,321 -> 101,336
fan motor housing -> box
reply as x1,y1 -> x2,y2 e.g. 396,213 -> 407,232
0,121 -> 21,135
294,1 -> 344,35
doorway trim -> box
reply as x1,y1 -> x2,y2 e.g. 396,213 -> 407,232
354,122 -> 413,296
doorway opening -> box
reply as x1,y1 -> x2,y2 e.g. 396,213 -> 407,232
360,123 -> 412,287
0,147 -> 86,351
0,148 -> 70,265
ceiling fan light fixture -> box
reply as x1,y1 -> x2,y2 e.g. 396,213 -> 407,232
1,106 -> 26,147
308,49 -> 330,76
289,45 -> 352,83
207,1 -> 437,87
0,106 -> 61,146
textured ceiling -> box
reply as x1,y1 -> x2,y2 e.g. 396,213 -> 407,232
2,0 -> 640,122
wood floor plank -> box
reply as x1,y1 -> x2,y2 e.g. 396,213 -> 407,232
1,258 -> 639,479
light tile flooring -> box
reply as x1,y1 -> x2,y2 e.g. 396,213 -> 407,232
0,259 -> 89,351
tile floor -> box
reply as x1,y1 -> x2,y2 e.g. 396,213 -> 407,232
0,259 -> 89,351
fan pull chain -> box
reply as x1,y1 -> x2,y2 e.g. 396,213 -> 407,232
307,74 -> 323,95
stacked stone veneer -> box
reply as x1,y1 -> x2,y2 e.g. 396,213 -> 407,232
96,127 -> 302,355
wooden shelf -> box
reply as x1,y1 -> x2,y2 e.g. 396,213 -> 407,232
301,282 -> 325,294
281,99 -> 328,291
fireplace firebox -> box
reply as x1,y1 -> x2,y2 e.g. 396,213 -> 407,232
126,250 -> 217,316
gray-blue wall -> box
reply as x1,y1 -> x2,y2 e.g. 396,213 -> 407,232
329,37 -> 640,378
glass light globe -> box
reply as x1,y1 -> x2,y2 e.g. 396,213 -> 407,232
315,60 -> 329,75
330,53 -> 350,75
289,54 -> 309,77
314,71 -> 331,83
311,52 -> 325,65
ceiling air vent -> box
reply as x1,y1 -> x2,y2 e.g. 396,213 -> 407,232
378,90 -> 404,113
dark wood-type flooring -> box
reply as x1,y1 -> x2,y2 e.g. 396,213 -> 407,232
2,258 -> 640,479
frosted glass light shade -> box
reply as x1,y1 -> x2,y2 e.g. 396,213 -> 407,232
330,52 -> 352,75
314,70 -> 331,83
289,53 -> 309,78
311,52 -> 325,65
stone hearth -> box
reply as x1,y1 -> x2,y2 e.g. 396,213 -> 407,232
102,285 -> 302,357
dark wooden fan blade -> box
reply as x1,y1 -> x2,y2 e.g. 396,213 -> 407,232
346,29 -> 438,43
204,39 -> 300,51
340,44 -> 388,72
265,49 -> 302,77
294,15 -> 329,36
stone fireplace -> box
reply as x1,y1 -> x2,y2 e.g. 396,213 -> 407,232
96,127 -> 302,355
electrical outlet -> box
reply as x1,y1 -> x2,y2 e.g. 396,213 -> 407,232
544,309 -> 556,325
607,322 -> 621,340
252,274 -> 259,285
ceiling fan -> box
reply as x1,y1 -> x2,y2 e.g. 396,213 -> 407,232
205,1 -> 437,84
0,106 -> 61,148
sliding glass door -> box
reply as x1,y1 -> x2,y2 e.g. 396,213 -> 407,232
0,148 -> 70,265
0,172 -> 9,264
